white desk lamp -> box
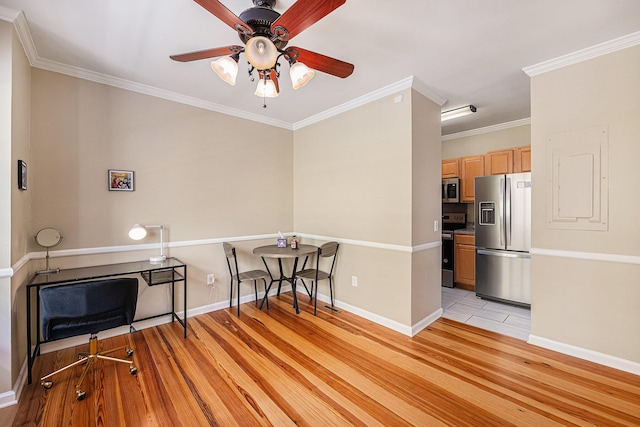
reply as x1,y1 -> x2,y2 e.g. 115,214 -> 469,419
129,224 -> 166,263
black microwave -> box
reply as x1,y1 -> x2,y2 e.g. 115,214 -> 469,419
442,178 -> 460,203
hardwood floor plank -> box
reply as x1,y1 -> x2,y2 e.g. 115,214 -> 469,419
13,292 -> 640,426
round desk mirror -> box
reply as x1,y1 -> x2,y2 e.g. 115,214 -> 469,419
35,228 -> 62,274
35,228 -> 62,248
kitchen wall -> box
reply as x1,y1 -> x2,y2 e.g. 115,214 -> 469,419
529,44 -> 640,364
442,122 -> 531,159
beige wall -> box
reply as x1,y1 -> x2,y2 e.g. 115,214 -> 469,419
1,20 -> 14,396
442,123 -> 531,159
293,89 -> 442,327
30,70 -> 294,249
410,90 -> 442,325
530,45 -> 640,363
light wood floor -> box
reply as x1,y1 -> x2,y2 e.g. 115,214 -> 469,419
10,292 -> 640,426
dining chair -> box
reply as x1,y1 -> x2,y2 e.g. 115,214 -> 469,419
38,278 -> 139,401
294,241 -> 339,315
223,242 -> 272,316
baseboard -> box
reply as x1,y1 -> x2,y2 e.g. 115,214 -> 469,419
528,335 -> 640,376
0,390 -> 17,409
411,308 -> 444,336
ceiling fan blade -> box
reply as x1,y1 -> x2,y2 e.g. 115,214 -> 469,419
287,47 -> 354,78
269,70 -> 280,93
170,45 -> 243,62
271,0 -> 346,41
194,0 -> 253,34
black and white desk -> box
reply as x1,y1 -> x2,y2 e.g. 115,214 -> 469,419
26,257 -> 187,384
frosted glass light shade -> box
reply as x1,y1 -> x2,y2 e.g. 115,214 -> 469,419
289,61 -> 315,89
255,79 -> 279,98
245,36 -> 278,70
211,56 -> 239,85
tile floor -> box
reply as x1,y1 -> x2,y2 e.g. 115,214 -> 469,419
441,286 -> 531,341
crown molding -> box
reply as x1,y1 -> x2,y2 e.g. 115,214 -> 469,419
0,6 -> 20,22
5,9 -> 446,133
441,118 -> 531,141
33,57 -> 293,130
293,76 -> 446,130
523,31 -> 640,76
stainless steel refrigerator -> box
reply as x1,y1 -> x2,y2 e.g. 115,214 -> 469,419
474,172 -> 531,306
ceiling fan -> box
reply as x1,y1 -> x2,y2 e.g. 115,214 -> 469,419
170,0 -> 355,102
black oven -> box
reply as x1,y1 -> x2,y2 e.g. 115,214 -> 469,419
442,213 -> 466,287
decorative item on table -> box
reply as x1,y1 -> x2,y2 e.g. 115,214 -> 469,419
277,231 -> 287,248
291,235 -> 298,249
129,224 -> 166,263
34,227 -> 63,274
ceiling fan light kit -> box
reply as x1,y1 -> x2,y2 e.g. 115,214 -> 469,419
171,0 -> 354,104
255,77 -> 279,98
245,36 -> 279,70
289,61 -> 315,89
441,105 -> 477,122
211,55 -> 239,85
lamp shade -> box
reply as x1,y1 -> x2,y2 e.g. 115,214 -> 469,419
245,36 -> 278,70
128,224 -> 147,240
255,78 -> 279,98
211,56 -> 239,85
289,61 -> 315,89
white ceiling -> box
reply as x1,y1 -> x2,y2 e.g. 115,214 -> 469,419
1,0 -> 640,135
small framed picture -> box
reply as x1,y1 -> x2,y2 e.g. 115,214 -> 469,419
18,160 -> 27,190
108,169 -> 134,191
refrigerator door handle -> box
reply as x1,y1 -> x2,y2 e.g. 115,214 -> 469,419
505,176 -> 511,247
499,177 -> 505,247
477,249 -> 531,259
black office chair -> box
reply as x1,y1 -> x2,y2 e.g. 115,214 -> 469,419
223,242 -> 272,316
39,278 -> 139,401
295,242 -> 339,315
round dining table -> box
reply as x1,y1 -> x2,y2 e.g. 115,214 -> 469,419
253,244 -> 318,314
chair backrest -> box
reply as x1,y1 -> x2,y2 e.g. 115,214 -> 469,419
223,242 -> 239,278
317,242 -> 339,274
40,278 -> 139,341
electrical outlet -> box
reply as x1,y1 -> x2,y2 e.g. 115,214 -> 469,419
207,274 -> 216,286
352,276 -> 358,287
434,220 -> 439,232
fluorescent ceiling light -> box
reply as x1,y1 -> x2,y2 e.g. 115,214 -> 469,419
441,105 -> 477,122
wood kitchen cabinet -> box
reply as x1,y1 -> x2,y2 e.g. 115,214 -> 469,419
485,149 -> 514,175
442,158 -> 460,178
514,146 -> 531,172
460,155 -> 484,202
454,233 -> 475,290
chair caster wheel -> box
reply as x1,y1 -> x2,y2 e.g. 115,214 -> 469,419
76,389 -> 86,401
130,365 -> 138,375
41,380 -> 53,389
126,348 -> 134,357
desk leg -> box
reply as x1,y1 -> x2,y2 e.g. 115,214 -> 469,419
27,286 -> 32,384
183,265 -> 187,338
